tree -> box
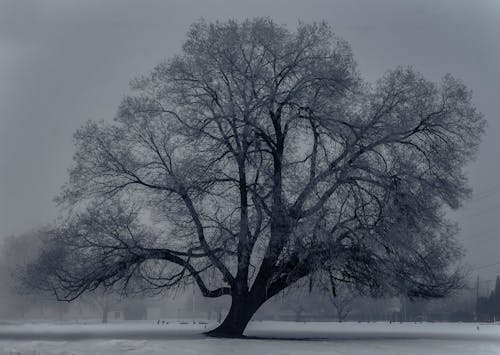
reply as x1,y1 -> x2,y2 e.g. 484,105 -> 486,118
0,228 -> 53,318
477,276 -> 500,322
82,289 -> 124,323
277,280 -> 323,322
324,272 -> 358,322
26,18 -> 484,337
281,289 -> 311,322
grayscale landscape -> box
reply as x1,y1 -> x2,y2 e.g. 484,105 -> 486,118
1,1 -> 499,354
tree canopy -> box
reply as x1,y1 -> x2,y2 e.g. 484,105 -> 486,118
27,18 -> 485,337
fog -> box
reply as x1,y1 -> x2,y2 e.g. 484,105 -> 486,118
1,0 -> 500,323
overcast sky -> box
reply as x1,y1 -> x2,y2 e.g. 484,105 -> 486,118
1,0 -> 499,284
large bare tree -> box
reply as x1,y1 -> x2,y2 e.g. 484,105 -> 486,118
27,18 -> 484,337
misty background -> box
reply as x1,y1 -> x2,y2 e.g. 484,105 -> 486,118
1,0 -> 499,300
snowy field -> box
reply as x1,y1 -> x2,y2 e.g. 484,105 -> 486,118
1,320 -> 500,355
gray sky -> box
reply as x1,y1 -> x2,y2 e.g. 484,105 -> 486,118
1,0 -> 499,283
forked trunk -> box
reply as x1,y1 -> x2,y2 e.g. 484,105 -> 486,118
206,295 -> 264,338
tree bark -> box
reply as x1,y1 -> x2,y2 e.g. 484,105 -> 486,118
206,295 -> 263,338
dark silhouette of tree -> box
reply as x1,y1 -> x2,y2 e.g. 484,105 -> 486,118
25,18 -> 484,337
83,289 -> 123,323
0,228 -> 59,319
477,276 -> 500,322
491,277 -> 500,320
277,280 -> 324,322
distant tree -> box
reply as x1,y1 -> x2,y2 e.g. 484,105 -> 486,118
278,282 -> 321,322
477,276 -> 500,322
25,18 -> 484,337
282,292 -> 310,322
424,292 -> 473,322
122,298 -> 147,320
324,272 -> 358,322
0,228 -> 52,318
490,277 -> 500,321
81,289 -> 123,323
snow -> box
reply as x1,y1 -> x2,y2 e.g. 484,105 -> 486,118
0,321 -> 499,354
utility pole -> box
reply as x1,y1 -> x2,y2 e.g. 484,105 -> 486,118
475,274 -> 479,321
399,293 -> 406,322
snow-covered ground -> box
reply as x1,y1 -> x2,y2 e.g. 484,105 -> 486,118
0,320 -> 499,354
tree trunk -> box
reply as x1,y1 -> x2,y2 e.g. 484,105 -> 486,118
206,295 -> 263,338
102,306 -> 109,323
295,309 -> 303,322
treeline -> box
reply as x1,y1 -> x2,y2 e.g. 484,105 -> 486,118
0,228 -> 480,323
477,277 -> 500,322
